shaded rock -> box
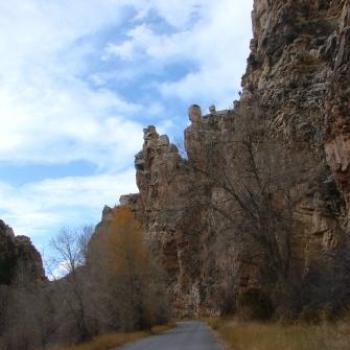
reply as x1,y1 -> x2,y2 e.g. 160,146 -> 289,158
0,220 -> 45,285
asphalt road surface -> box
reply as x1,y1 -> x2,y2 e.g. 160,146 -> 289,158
117,321 -> 225,350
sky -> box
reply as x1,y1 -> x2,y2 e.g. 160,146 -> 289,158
0,0 -> 253,258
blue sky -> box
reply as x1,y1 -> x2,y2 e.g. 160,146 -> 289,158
0,0 -> 253,258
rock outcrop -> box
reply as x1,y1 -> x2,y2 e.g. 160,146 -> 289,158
121,125 -> 209,314
0,220 -> 45,285
96,0 -> 350,316
0,221 -> 17,285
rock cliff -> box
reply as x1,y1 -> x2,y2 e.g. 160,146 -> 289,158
97,0 -> 350,316
0,220 -> 45,285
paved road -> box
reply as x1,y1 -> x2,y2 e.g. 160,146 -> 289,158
117,321 -> 225,350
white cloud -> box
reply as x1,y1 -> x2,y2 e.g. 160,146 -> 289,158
0,0 -> 162,168
161,0 -> 253,106
106,0 -> 253,107
0,0 -> 253,249
49,260 -> 71,280
129,0 -> 208,29
0,168 -> 138,238
0,79 -> 144,168
0,0 -> 253,167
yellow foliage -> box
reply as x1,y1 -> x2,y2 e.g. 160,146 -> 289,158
96,205 -> 167,330
106,206 -> 149,276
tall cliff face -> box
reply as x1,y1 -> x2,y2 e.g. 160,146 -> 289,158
98,0 -> 350,316
242,1 -> 348,251
243,0 -> 350,270
324,1 -> 350,218
244,0 -> 350,197
133,125 -> 210,314
0,220 -> 45,285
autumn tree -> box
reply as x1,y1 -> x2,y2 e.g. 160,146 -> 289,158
1,212 -> 169,349
101,206 -> 169,331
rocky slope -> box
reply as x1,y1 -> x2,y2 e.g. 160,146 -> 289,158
96,0 -> 350,316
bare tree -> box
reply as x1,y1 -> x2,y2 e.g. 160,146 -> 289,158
187,101 -> 325,316
51,226 -> 93,277
50,226 -> 94,342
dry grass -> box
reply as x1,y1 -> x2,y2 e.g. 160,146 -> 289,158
48,324 -> 174,350
207,318 -> 350,350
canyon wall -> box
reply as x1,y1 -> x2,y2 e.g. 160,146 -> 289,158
96,0 -> 350,316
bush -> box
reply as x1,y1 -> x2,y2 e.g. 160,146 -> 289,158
238,289 -> 274,321
299,305 -> 335,324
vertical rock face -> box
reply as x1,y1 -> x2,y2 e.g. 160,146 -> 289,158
324,1 -> 350,217
0,221 -> 17,285
0,220 -> 45,285
242,0 -> 350,270
133,125 -> 207,314
96,0 -> 350,315
244,0 -> 332,144
243,0 -> 350,207
14,235 -> 46,283
244,0 -> 350,263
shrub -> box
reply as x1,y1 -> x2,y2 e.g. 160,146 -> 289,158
238,289 -> 274,321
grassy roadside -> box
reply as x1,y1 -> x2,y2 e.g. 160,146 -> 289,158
206,318 -> 350,350
48,324 -> 174,350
